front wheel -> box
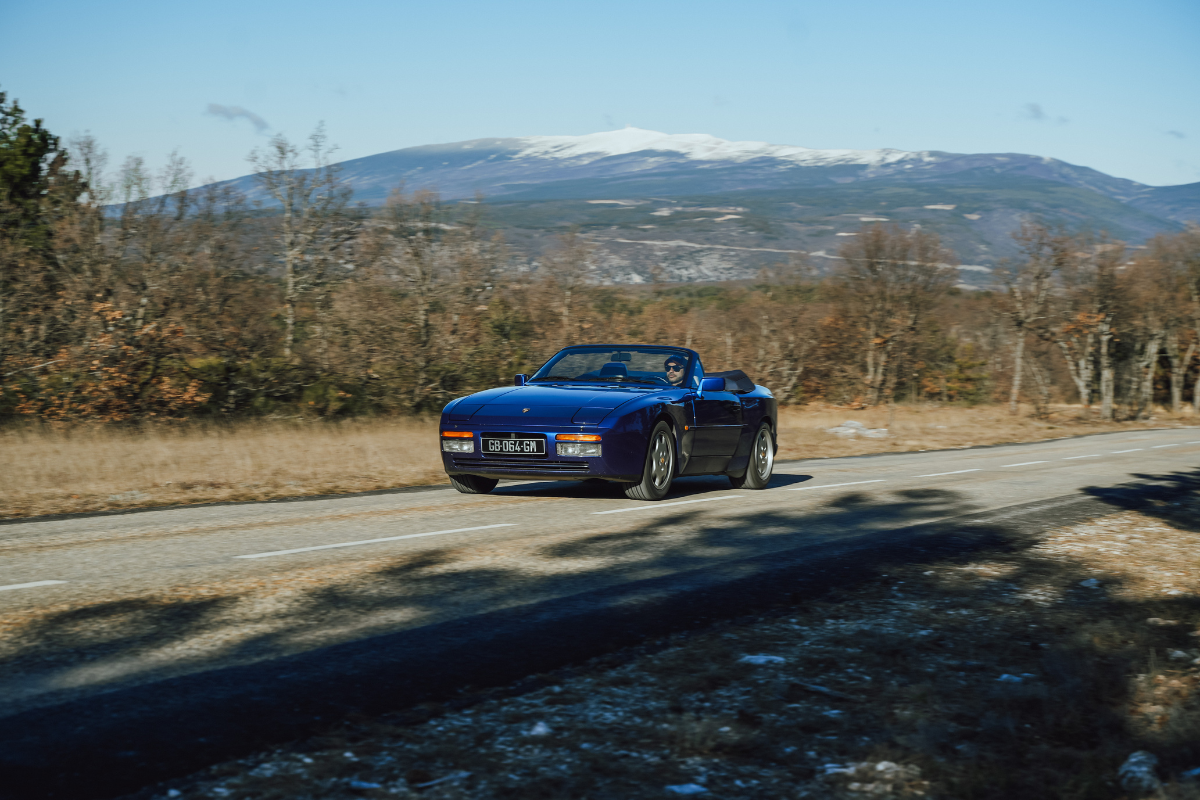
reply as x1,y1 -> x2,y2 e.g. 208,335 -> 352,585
449,474 -> 499,494
729,423 -> 774,489
624,422 -> 676,501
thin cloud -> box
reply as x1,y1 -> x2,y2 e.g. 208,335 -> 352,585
205,103 -> 269,133
1022,103 -> 1068,124
1167,130 -> 1186,139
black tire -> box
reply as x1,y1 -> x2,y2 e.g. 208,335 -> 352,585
624,421 -> 676,501
729,423 -> 774,490
449,474 -> 499,494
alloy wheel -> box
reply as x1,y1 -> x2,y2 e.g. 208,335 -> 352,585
651,431 -> 674,490
754,427 -> 774,480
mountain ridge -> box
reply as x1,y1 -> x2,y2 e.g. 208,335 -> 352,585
205,128 -> 1197,286
213,127 -> 1194,221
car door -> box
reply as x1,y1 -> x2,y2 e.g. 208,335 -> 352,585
687,378 -> 744,472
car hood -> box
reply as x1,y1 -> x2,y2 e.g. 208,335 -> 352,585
447,383 -> 661,424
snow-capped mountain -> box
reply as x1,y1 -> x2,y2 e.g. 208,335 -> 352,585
208,127 -> 1198,286
218,127 -> 1195,224
510,127 -> 922,168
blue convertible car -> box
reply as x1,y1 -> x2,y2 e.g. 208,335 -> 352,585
439,344 -> 778,500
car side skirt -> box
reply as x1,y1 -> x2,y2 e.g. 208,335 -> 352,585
445,468 -> 641,483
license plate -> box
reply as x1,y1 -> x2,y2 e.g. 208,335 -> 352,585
482,435 -> 546,456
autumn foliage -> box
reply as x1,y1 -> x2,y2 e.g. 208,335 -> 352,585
2,105 -> 1199,426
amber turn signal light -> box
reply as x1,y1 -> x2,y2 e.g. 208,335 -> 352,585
556,433 -> 602,442
441,430 -> 473,438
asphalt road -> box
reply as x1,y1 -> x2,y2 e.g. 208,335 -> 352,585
2,428 -> 1199,798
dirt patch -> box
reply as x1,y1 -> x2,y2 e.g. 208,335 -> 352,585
129,508 -> 1200,800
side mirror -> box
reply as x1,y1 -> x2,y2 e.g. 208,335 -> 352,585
514,374 -> 527,386
700,377 -> 725,393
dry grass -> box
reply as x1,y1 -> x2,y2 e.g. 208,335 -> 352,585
0,419 -> 446,519
774,403 -> 1197,460
1,404 -> 1194,519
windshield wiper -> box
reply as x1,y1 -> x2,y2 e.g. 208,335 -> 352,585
532,376 -> 660,385
605,377 -> 662,386
533,376 -> 606,382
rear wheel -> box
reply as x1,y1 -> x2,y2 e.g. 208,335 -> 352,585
624,422 -> 676,501
729,423 -> 774,489
449,474 -> 499,494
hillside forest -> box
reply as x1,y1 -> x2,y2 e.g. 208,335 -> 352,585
3,104 -> 1200,427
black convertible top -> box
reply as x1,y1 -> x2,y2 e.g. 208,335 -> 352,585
708,369 -> 756,393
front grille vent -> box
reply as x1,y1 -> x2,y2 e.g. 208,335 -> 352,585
452,457 -> 590,473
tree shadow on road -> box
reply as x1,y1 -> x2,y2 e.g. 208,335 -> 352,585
491,471 -> 814,500
3,467 -> 1200,799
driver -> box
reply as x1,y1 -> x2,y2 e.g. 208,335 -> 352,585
664,356 -> 687,386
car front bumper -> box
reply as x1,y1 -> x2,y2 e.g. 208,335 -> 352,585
439,423 -> 646,483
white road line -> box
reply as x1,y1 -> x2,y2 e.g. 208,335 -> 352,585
1188,441 -> 1200,444
234,524 -> 516,559
915,469 -> 981,478
593,496 -> 743,515
788,479 -> 886,491
1001,461 -> 1048,468
1152,444 -> 1179,449
1112,449 -> 1143,453
0,580 -> 67,592
1063,455 -> 1101,460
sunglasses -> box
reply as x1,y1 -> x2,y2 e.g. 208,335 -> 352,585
665,364 -> 685,372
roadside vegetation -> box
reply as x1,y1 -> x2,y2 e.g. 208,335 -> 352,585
3,91 -> 1200,432
132,506 -> 1200,800
3,90 -> 1200,518
1,405 -> 1192,519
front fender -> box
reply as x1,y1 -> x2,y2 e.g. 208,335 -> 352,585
601,397 -> 693,477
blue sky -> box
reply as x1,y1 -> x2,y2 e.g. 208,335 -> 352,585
2,0 -> 1197,187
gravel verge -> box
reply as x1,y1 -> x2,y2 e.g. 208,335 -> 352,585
126,505 -> 1200,800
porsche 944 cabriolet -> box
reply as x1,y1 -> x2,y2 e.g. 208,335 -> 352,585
439,344 -> 778,500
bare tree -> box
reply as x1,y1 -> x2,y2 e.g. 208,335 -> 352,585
67,133 -> 111,206
834,224 -> 957,406
1053,308 -> 1098,409
749,260 -> 815,402
541,231 -> 594,347
1092,243 -> 1124,420
1025,348 -> 1054,417
248,124 -> 351,360
997,222 -> 1065,414
1125,273 -> 1166,420
358,187 -> 503,409
1049,235 -> 1124,417
1155,225 -> 1200,412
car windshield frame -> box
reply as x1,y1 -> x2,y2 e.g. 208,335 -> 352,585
529,346 -> 696,388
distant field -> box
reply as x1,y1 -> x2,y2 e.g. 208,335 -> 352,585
1,406 -> 1192,519
478,179 -> 1177,284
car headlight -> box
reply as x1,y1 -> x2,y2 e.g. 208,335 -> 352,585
556,441 -> 602,457
442,439 -> 474,453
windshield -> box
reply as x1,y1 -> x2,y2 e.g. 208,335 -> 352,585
531,346 -> 694,387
